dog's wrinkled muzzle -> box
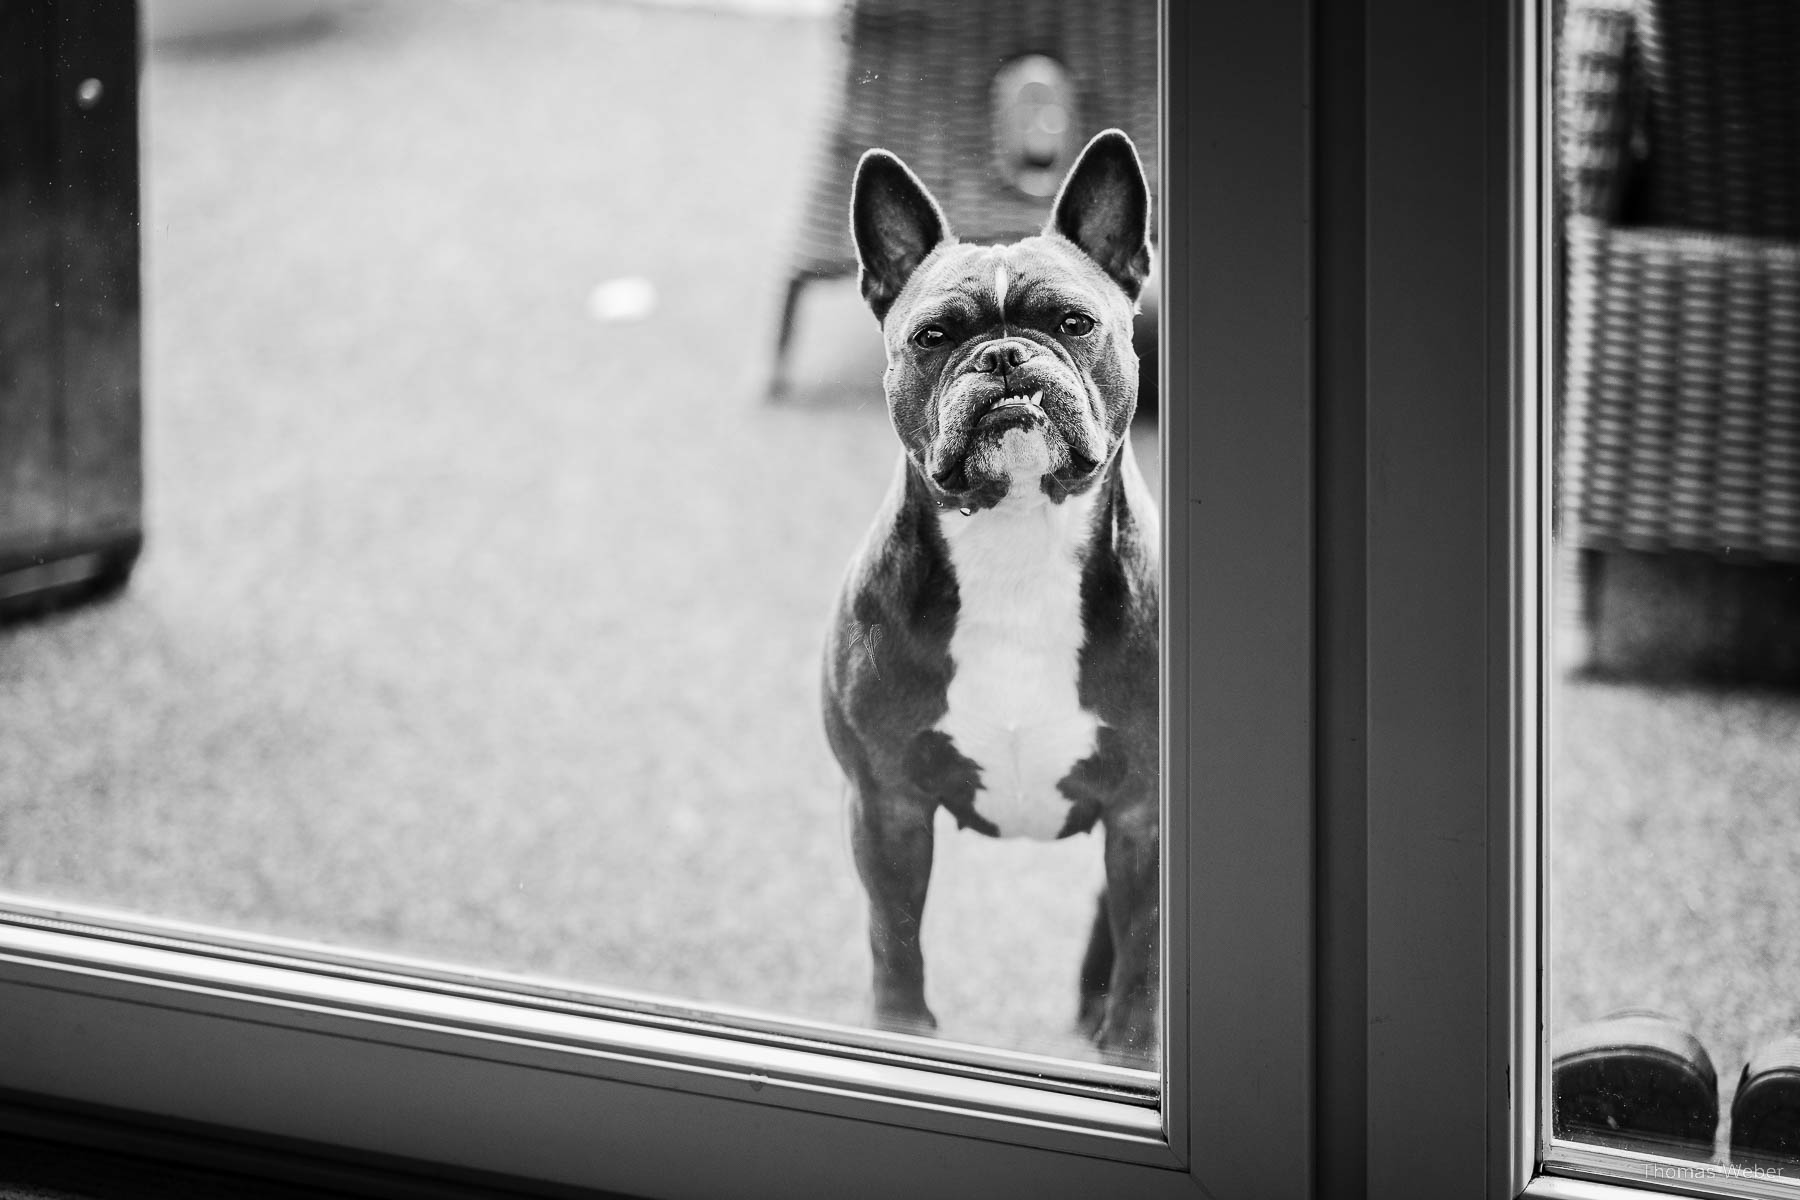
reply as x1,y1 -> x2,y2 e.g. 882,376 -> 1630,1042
924,374 -> 1110,507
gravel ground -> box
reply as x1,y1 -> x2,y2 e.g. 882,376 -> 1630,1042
1549,674 -> 1800,1150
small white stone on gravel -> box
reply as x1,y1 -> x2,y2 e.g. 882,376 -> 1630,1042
587,276 -> 658,323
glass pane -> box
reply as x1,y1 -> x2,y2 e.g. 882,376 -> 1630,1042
0,0 -> 1161,1078
1547,0 -> 1800,1184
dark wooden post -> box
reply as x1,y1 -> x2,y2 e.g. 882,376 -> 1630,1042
0,0 -> 141,619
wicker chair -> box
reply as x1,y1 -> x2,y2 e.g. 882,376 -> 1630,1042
1557,0 -> 1800,677
770,0 -> 1158,397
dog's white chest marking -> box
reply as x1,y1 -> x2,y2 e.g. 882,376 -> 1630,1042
937,444 -> 1100,840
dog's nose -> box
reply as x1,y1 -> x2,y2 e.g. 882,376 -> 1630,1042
971,339 -> 1038,376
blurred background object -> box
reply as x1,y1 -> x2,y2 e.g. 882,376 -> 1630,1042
1556,0 -> 1800,682
0,0 -> 142,622
768,0 -> 1159,402
142,0 -> 349,45
989,53 -> 1080,199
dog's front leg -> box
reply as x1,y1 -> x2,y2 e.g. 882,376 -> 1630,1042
851,787 -> 938,1034
1096,804 -> 1159,1064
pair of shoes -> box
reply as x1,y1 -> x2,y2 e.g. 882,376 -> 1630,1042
1553,1011 -> 1800,1166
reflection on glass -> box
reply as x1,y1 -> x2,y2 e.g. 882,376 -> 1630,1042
1549,0 -> 1800,1178
0,0 -> 1160,1071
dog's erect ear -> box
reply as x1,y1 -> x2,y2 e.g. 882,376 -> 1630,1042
1047,130 -> 1151,301
852,149 -> 951,322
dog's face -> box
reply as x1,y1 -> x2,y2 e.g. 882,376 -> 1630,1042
851,130 -> 1151,511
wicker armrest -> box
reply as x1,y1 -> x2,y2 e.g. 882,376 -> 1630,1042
1561,217 -> 1800,560
1557,0 -> 1637,221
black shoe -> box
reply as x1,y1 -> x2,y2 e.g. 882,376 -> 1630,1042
1732,1034 -> 1800,1167
1552,1011 -> 1718,1160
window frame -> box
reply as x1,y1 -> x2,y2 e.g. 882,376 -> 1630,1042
0,2 -> 1320,1197
14,0 -> 1720,1194
1508,0 -> 1799,1196
1358,0 -> 1543,1194
20,0 -> 1716,1195
1360,0 -> 1522,1190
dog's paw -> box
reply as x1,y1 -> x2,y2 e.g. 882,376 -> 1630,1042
1090,994 -> 1157,1068
1095,1031 -> 1157,1070
1075,992 -> 1107,1041
870,1001 -> 939,1038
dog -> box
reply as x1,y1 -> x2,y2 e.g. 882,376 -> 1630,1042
821,129 -> 1159,1063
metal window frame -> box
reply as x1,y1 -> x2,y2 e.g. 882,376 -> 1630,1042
1361,0 -> 1535,1194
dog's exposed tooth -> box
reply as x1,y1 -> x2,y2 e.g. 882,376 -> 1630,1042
992,390 -> 1044,412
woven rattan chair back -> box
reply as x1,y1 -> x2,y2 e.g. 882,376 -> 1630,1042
1559,0 -> 1800,566
770,0 -> 1157,396
1639,0 -> 1800,237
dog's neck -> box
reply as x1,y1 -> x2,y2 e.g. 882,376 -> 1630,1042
933,469 -> 1100,553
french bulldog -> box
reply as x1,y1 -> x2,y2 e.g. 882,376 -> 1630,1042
822,129 -> 1160,1063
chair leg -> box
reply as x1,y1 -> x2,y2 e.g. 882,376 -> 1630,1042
767,273 -> 811,402
1552,546 -> 1602,676
1577,547 -> 1604,634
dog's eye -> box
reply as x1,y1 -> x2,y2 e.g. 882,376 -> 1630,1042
912,325 -> 948,349
1059,313 -> 1095,337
